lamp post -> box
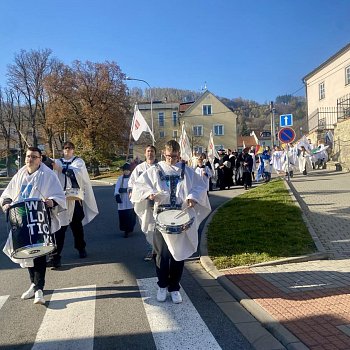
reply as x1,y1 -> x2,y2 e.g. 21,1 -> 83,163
125,76 -> 154,146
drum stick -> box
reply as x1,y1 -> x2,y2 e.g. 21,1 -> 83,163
174,207 -> 188,219
34,186 -> 47,201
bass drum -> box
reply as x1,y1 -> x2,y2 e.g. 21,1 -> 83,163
8,198 -> 56,259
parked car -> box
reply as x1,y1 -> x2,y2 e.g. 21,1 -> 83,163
0,169 -> 7,177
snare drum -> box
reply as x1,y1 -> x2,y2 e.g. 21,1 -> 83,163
8,198 -> 56,259
156,209 -> 194,235
65,188 -> 84,201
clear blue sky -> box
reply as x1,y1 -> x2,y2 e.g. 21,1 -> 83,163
1,0 -> 349,104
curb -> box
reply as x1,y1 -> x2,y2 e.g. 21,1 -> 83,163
198,180 -> 323,350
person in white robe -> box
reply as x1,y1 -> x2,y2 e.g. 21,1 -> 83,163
131,140 -> 211,304
129,145 -> 157,260
195,156 -> 212,192
1,147 -> 66,305
282,143 -> 298,177
271,146 -> 284,175
298,145 -> 312,175
51,141 -> 98,267
114,163 -> 136,238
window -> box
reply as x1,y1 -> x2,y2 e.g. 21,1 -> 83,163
172,111 -> 178,126
214,124 -> 224,136
319,82 -> 325,100
202,104 -> 212,115
194,146 -> 204,154
346,66 -> 350,85
193,125 -> 203,136
172,130 -> 178,138
159,131 -> 165,138
158,112 -> 164,127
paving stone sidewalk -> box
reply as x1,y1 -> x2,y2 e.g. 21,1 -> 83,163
223,170 -> 350,350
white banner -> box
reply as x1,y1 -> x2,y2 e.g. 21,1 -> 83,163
207,130 -> 219,164
131,105 -> 154,142
179,123 -> 192,162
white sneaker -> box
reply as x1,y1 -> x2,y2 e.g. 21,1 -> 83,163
33,290 -> 45,305
156,287 -> 167,302
170,291 -> 183,304
21,283 -> 35,300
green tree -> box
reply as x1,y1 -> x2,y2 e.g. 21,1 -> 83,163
45,60 -> 130,175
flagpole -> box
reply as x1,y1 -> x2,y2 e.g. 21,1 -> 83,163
126,105 -> 136,162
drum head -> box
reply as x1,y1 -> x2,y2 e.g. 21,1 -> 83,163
157,209 -> 192,226
12,244 -> 56,259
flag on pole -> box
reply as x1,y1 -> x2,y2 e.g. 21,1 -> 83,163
179,122 -> 192,162
207,130 -> 219,164
255,144 -> 263,155
131,105 -> 154,142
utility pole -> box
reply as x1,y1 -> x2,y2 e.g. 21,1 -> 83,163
270,101 -> 276,148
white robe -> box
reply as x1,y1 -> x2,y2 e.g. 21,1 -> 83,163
131,161 -> 211,261
271,150 -> 284,173
54,157 -> 98,226
195,165 -> 212,191
1,164 -> 67,267
114,175 -> 133,211
298,151 -> 312,173
129,161 -> 156,239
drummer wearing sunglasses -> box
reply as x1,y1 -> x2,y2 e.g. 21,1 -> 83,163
131,140 -> 211,304
0,147 -> 66,305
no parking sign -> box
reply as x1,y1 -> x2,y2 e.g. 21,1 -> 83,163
278,127 -> 296,143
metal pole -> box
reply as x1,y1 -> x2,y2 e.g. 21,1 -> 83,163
125,77 -> 154,146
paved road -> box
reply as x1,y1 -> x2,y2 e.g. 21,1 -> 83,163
0,183 -> 260,350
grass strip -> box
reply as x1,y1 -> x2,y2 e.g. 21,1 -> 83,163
207,178 -> 316,269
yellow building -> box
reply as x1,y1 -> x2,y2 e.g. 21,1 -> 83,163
303,43 -> 350,137
134,90 -> 237,159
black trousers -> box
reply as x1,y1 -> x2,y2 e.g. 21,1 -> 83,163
28,255 -> 46,291
118,208 -> 136,233
243,171 -> 252,188
153,229 -> 184,292
53,201 -> 86,259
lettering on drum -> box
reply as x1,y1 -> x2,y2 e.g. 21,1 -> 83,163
25,201 -> 52,244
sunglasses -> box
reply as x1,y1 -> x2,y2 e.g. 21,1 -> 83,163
26,155 -> 41,159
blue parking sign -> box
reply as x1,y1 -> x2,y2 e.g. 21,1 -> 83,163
279,114 -> 293,127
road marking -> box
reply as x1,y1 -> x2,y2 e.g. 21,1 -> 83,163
137,277 -> 221,349
0,295 -> 9,310
32,285 -> 96,350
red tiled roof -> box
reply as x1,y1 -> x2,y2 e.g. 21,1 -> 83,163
179,102 -> 194,113
237,136 -> 257,147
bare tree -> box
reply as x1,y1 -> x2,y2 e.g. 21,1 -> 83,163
7,48 -> 55,147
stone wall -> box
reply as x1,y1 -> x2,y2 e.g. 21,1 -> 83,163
333,118 -> 350,171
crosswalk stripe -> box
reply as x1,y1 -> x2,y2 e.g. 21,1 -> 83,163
137,277 -> 221,349
32,285 -> 96,350
0,295 -> 9,310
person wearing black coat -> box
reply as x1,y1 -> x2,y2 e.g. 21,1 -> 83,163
242,148 -> 253,190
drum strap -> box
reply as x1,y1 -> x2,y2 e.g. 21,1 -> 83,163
60,157 -> 79,190
156,162 -> 185,208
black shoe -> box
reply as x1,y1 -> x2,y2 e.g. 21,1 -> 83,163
46,255 -> 62,268
79,249 -> 87,258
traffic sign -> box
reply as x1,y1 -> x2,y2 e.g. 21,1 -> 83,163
279,114 -> 293,127
278,127 -> 296,143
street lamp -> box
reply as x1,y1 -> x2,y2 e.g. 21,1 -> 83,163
125,76 -> 154,146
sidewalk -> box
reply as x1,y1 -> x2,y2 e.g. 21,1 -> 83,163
201,169 -> 350,350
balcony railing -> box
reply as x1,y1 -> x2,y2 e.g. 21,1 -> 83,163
308,107 -> 337,133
